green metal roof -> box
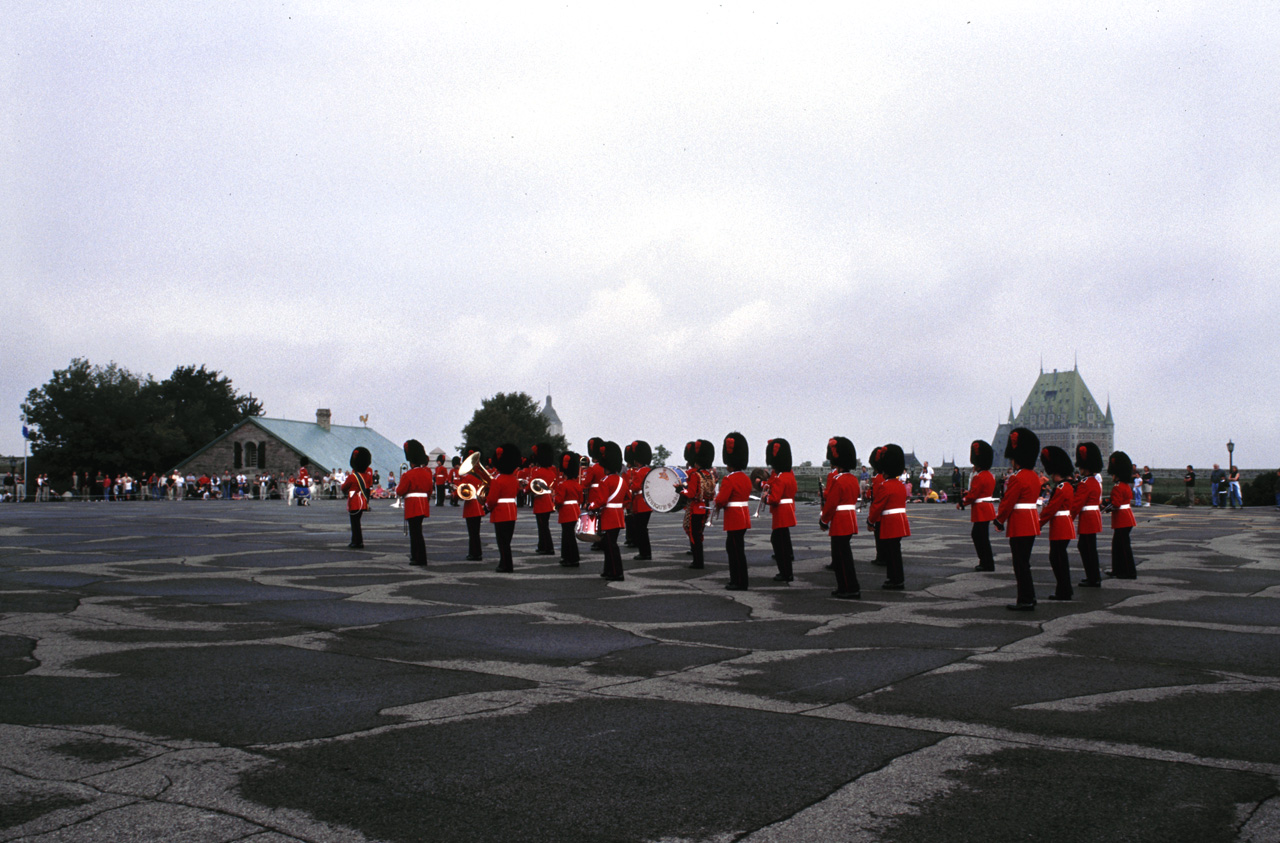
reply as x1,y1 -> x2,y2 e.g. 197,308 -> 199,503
251,417 -> 407,477
1015,368 -> 1105,427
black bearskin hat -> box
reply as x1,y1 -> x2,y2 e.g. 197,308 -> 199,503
1040,445 -> 1073,479
766,438 -> 793,473
451,455 -> 461,468
299,456 -> 310,468
436,453 -> 445,464
694,439 -> 716,470
599,441 -> 623,474
683,441 -> 697,466
560,451 -> 579,476
1108,450 -> 1133,481
879,443 -> 906,478
586,437 -> 604,463
970,440 -> 994,471
723,432 -> 749,471
404,440 -> 428,467
1075,441 -> 1103,475
623,442 -> 634,467
530,442 -> 553,469
630,440 -> 653,467
868,446 -> 883,474
494,442 -> 521,475
1004,427 -> 1040,470
826,436 -> 857,471
349,446 -> 371,472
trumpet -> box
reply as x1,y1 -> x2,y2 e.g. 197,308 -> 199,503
455,452 -> 494,501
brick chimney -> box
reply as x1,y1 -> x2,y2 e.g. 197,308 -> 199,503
316,409 -> 331,431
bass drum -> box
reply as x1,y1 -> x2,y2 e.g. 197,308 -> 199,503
576,511 -> 599,539
643,465 -> 688,514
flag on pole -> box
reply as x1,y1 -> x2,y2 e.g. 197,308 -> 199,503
22,425 -> 29,439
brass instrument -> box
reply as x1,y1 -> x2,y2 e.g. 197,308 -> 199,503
529,477 -> 552,496
750,468 -> 771,517
455,452 -> 494,501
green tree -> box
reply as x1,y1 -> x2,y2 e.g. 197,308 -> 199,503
652,444 -> 672,466
459,392 -> 569,459
154,364 -> 263,469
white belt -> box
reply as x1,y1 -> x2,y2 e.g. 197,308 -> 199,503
1118,504 -> 1131,510
1014,503 -> 1038,510
605,503 -> 624,508
727,501 -> 749,507
496,498 -> 516,504
976,497 -> 996,503
836,505 -> 856,511
405,493 -> 429,498
883,507 -> 906,515
779,498 -> 794,505
1081,505 -> 1099,512
1054,511 -> 1072,517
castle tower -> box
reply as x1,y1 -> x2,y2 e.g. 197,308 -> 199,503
992,365 -> 1114,468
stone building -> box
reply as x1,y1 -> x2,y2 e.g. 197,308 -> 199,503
176,409 -> 406,480
540,394 -> 563,439
992,364 -> 1114,468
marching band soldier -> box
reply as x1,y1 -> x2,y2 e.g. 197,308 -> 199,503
1071,442 -> 1105,586
486,443 -> 521,573
764,438 -> 798,582
449,455 -> 462,506
588,441 -> 627,581
396,440 -> 433,565
715,432 -> 753,590
1107,450 -> 1138,579
819,436 -> 861,599
868,444 -> 910,590
627,440 -> 654,561
529,443 -> 557,555
517,457 -> 532,509
295,459 -> 312,506
341,447 -> 374,549
556,452 -> 582,567
433,455 -> 449,508
679,440 -> 715,569
867,447 -> 886,567
623,442 -> 636,548
582,437 -> 606,551
1038,446 -> 1077,600
958,440 -> 998,571
460,449 -> 486,561
993,427 -> 1042,610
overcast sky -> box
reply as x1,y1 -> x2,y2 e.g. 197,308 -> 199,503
4,2 -> 1277,471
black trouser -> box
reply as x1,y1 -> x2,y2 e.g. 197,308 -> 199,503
535,511 -> 554,553
1077,532 -> 1101,583
349,510 -> 364,547
1049,538 -> 1072,597
1009,535 -> 1036,605
1111,527 -> 1136,578
466,515 -> 483,559
726,529 -> 748,587
830,534 -> 860,593
408,515 -> 426,563
494,520 -> 515,571
436,485 -> 446,507
882,536 -> 904,585
561,522 -> 580,565
872,522 -> 884,565
689,513 -> 707,567
971,521 -> 995,569
624,513 -> 635,547
771,528 -> 793,578
632,511 -> 651,558
601,527 -> 623,578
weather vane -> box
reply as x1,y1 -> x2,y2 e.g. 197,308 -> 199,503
359,414 -> 369,426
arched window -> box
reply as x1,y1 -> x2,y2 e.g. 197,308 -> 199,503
245,442 -> 258,468
234,442 -> 243,469
258,441 -> 267,469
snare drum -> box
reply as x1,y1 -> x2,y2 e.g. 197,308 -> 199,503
643,465 -> 688,514
576,511 -> 599,539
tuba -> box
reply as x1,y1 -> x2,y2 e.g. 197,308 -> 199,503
455,452 -> 494,501
529,476 -> 552,496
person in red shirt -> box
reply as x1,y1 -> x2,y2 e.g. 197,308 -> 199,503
486,443 -> 521,573
627,440 -> 654,561
581,437 -> 607,552
1071,442 -> 1105,587
764,438 -> 798,582
432,455 -> 449,508
1107,450 -> 1138,579
340,447 -> 375,549
622,442 -> 636,549
715,432 -> 753,590
1038,446 -> 1077,600
993,427 -> 1042,610
588,441 -> 627,581
459,449 -> 487,561
679,440 -> 715,569
868,444 -> 911,590
819,436 -> 861,599
958,440 -> 998,572
396,440 -> 434,565
528,443 -> 558,556
449,456 -> 462,506
866,448 -> 886,569
555,452 -> 582,567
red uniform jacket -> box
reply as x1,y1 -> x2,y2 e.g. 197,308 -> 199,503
395,467 -> 433,519
433,465 -> 450,489
461,473 -> 485,519
555,476 -> 582,524
448,468 -> 461,498
583,463 -> 606,505
869,477 -> 910,539
486,473 -> 519,523
714,471 -> 752,531
1039,481 -> 1077,541
629,466 -> 653,514
1071,475 -> 1103,535
820,471 -> 859,536
341,468 -> 374,513
961,470 -> 997,523
531,466 -> 557,515
995,469 -> 1042,538
589,473 -> 628,530
766,470 -> 798,529
870,473 -> 884,506
1110,482 -> 1137,529
681,469 -> 712,515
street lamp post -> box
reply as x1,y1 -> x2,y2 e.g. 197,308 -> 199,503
8,457 -> 15,503
1227,440 -> 1235,471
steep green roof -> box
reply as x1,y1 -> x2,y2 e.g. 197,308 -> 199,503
1015,368 -> 1105,427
